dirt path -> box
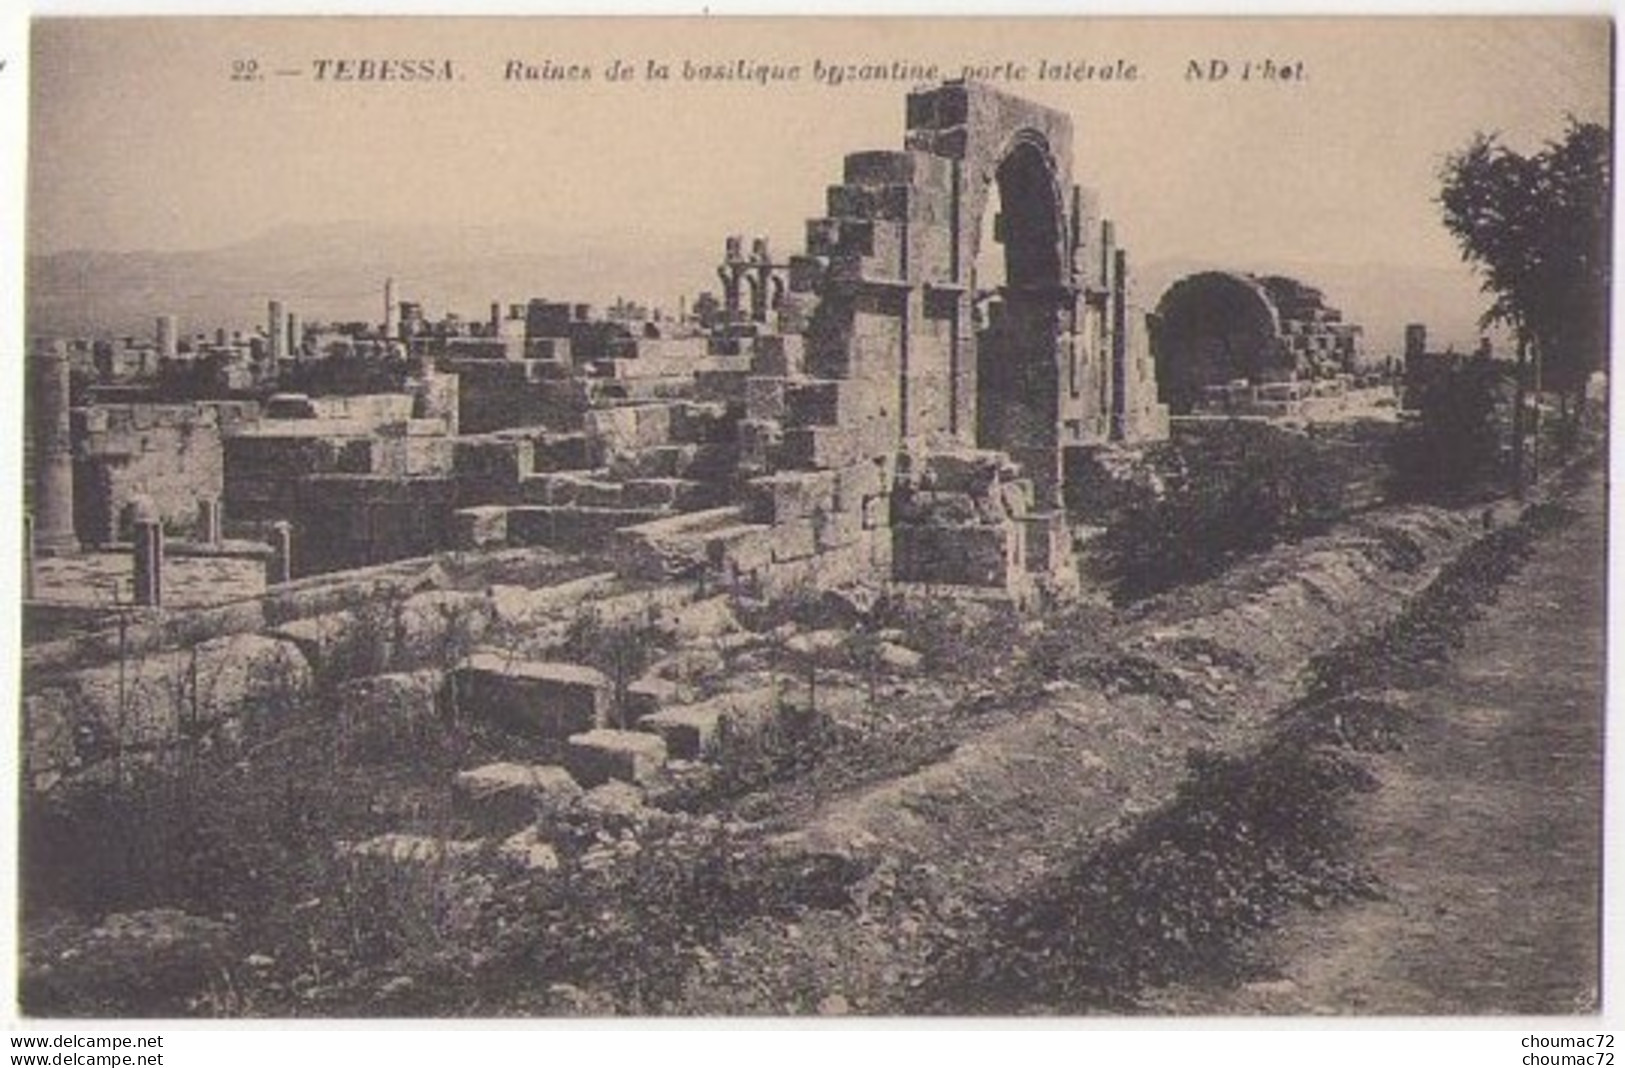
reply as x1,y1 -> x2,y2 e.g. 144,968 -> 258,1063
1158,472 -> 1607,1016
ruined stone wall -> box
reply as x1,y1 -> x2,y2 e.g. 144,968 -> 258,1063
72,400 -> 261,544
714,81 -> 1167,599
1153,271 -> 1369,415
444,358 -> 588,434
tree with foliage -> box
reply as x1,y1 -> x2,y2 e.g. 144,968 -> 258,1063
1438,119 -> 1611,488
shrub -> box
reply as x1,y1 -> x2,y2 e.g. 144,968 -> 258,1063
1389,355 -> 1507,503
1097,424 -> 1346,602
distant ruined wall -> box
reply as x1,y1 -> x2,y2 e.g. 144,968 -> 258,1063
1152,271 -> 1369,415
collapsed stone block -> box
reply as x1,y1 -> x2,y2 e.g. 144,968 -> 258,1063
453,762 -> 583,830
342,834 -> 482,866
636,705 -> 724,761
636,688 -> 779,760
487,573 -> 620,628
565,729 -> 668,787
452,653 -> 611,739
652,594 -> 740,643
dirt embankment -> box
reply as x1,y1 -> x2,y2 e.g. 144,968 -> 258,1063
678,501 -> 1488,1013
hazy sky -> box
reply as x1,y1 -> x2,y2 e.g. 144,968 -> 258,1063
25,17 -> 1612,304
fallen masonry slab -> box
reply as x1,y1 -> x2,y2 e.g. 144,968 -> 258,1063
636,687 -> 780,761
566,729 -> 669,787
452,762 -> 583,830
452,653 -> 611,739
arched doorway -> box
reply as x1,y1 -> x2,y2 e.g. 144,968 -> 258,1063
972,133 -> 1070,505
1151,271 -> 1287,414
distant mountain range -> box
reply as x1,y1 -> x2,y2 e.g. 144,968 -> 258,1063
26,221 -> 724,341
28,222 -> 1496,356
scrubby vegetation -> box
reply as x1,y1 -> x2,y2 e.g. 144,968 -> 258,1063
1388,355 -> 1508,504
19,440 -> 1595,1018
1095,424 -> 1348,602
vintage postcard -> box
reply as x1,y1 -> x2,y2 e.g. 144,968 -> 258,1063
12,15 -> 1613,1028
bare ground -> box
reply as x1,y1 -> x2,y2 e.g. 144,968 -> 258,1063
1147,467 -> 1607,1016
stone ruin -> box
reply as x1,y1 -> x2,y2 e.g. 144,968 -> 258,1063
1151,270 -> 1386,418
26,80 -> 1173,615
450,78 -> 1169,606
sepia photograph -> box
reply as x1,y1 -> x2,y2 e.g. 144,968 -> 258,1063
11,14 -> 1613,1027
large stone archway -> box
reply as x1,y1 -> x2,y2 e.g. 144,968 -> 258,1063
733,79 -> 1167,599
904,84 -> 1078,505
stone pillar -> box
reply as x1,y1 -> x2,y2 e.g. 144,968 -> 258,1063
156,315 -> 178,360
719,235 -> 746,321
131,498 -> 163,607
750,237 -> 773,323
267,521 -> 293,585
30,341 -> 79,555
1110,247 -> 1129,441
490,302 -> 503,336
1405,323 -> 1427,362
268,300 -> 286,361
384,278 -> 399,340
287,311 -> 301,358
196,497 -> 222,546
